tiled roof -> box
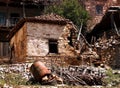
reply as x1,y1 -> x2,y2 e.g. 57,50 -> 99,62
35,13 -> 69,22
24,13 -> 70,25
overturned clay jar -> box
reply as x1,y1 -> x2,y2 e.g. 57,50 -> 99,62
30,60 -> 51,82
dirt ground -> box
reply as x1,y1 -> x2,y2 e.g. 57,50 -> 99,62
11,85 -> 120,88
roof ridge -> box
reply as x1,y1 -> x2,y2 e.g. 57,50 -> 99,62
34,13 -> 70,22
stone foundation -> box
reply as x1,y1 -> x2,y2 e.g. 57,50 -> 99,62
25,56 -> 80,68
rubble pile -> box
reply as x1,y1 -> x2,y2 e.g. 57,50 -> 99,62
29,61 -> 106,86
80,48 -> 100,66
93,36 -> 120,67
55,65 -> 106,86
94,36 -> 120,49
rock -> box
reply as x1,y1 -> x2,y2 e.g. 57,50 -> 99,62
51,74 -> 63,84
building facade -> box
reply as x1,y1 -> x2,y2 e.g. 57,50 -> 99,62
1,14 -> 79,65
0,0 -> 46,27
83,0 -> 120,31
79,0 -> 120,68
0,0 -> 49,58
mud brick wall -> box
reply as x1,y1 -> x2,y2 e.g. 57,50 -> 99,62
26,22 -> 77,57
26,22 -> 64,56
10,21 -> 78,63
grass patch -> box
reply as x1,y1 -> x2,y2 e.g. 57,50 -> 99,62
0,73 -> 27,86
102,69 -> 120,87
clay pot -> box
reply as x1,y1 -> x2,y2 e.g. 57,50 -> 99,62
30,60 -> 51,82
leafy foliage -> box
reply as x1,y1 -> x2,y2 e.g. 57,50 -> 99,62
44,0 -> 89,27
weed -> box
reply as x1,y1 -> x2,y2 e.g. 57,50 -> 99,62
102,69 -> 120,86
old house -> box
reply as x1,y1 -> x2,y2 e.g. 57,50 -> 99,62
87,6 -> 120,68
0,0 -> 46,27
0,0 -> 60,63
78,0 -> 120,68
0,0 -> 43,60
83,0 -> 120,31
0,0 -> 61,28
5,14 -> 79,66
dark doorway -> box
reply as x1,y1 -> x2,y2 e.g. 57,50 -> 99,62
49,39 -> 58,53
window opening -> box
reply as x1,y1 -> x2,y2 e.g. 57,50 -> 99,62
0,12 -> 6,26
49,39 -> 58,53
96,5 -> 103,14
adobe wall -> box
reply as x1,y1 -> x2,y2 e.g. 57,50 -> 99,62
26,22 -> 64,56
26,22 -> 77,57
10,23 -> 27,62
23,22 -> 79,65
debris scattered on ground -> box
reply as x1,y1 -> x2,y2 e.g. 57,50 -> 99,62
29,61 -> 106,86
0,61 -> 120,87
55,65 -> 106,86
92,35 -> 120,67
94,36 -> 120,49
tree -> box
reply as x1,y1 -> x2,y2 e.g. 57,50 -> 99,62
44,0 -> 89,27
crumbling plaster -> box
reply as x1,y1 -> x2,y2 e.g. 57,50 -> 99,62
26,22 -> 77,56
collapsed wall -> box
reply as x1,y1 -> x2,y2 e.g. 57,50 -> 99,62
93,35 -> 120,68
